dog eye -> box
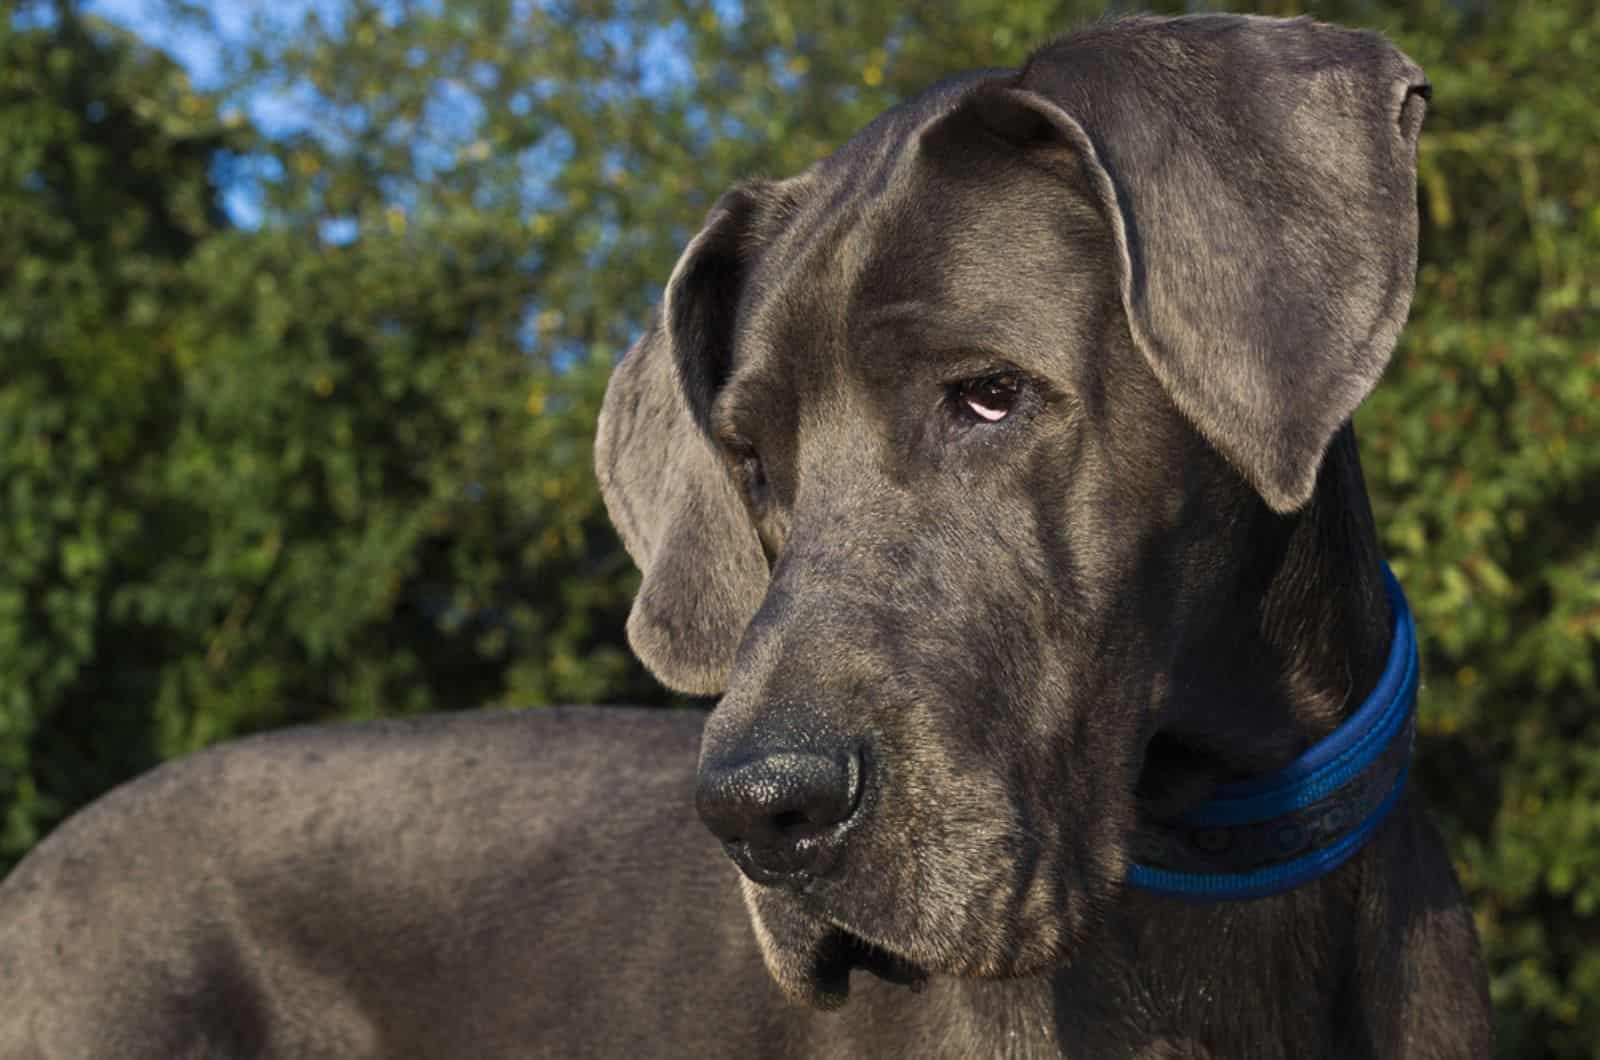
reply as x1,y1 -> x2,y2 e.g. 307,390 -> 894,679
741,454 -> 767,500
725,442 -> 768,503
952,373 -> 1022,424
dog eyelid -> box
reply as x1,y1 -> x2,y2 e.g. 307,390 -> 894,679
713,424 -> 756,459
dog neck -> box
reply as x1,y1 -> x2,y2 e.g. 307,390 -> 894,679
1137,424 -> 1395,821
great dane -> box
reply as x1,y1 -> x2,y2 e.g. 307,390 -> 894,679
0,14 -> 1492,1058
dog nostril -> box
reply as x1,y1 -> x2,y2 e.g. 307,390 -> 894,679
695,748 -> 863,877
771,809 -> 809,834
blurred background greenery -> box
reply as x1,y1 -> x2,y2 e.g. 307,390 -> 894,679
1,0 -> 1595,1053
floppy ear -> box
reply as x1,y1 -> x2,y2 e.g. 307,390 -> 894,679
947,15 -> 1429,511
594,187 -> 773,694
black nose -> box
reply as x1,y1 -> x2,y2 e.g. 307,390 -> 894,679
696,750 -> 862,885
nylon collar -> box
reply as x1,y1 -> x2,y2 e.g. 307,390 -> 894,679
1126,565 -> 1417,902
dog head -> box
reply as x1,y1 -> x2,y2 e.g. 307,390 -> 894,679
596,14 -> 1427,1007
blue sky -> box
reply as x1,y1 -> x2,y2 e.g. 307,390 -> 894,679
81,0 -> 348,227
82,1 -> 553,237
86,0 -> 240,88
76,0 -> 711,234
85,0 -> 377,87
86,0 -> 345,124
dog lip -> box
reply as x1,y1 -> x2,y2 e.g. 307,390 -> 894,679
724,839 -> 817,889
723,816 -> 852,889
844,745 -> 866,817
815,918 -> 929,989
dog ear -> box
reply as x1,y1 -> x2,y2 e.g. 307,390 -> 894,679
595,187 -> 773,695
937,16 -> 1429,512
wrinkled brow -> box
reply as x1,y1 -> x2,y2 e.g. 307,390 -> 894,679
857,298 -> 1027,348
708,363 -> 786,445
849,300 -> 1052,384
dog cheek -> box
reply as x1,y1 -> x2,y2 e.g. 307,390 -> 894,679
873,739 -> 1042,973
968,687 -> 1139,975
1015,773 -> 1133,972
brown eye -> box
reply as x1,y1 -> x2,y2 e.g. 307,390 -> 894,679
954,373 -> 1022,423
741,453 -> 767,499
725,441 -> 767,503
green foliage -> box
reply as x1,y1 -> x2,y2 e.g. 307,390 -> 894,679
0,1 -> 664,863
2,1 -> 1595,1054
1363,5 -> 1600,1053
0,4 -> 231,852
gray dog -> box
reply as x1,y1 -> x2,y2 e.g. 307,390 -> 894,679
0,14 -> 1493,1059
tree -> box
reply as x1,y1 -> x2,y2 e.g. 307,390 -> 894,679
1,0 -> 233,855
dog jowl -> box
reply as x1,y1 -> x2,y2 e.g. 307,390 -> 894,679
597,13 -> 1471,1020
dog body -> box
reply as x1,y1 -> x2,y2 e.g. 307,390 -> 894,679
0,708 -> 1482,1058
2,15 -> 1492,1058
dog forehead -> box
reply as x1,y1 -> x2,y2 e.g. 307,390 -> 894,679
729,98 -> 1110,404
726,74 -> 1006,341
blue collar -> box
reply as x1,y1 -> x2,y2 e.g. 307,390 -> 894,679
1126,565 -> 1417,902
